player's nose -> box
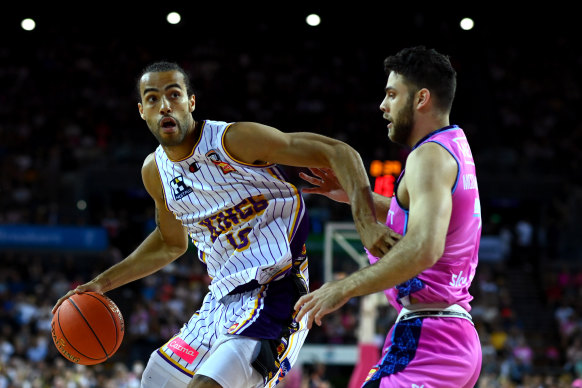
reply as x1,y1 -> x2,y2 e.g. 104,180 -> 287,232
159,96 -> 172,114
380,96 -> 389,112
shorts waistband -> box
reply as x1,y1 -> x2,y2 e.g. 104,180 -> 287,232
396,303 -> 473,325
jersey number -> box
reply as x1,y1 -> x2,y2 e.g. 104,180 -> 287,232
226,227 -> 252,251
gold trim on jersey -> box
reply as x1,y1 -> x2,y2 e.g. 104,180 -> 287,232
267,168 -> 302,241
166,120 -> 206,162
221,123 -> 275,167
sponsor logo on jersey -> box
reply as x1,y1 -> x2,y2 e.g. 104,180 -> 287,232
189,162 -> 200,173
170,175 -> 194,200
206,150 -> 237,174
167,338 -> 199,364
228,323 -> 239,333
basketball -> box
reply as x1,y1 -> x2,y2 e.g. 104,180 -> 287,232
51,292 -> 125,365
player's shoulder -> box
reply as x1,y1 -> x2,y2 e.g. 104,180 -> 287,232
141,152 -> 163,197
408,141 -> 457,173
142,152 -> 157,171
141,151 -> 161,184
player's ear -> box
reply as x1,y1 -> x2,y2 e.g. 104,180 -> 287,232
416,88 -> 430,110
189,95 -> 196,112
138,103 -> 145,120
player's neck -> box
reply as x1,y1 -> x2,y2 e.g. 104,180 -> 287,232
407,116 -> 450,148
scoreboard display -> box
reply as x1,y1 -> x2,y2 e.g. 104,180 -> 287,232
370,160 -> 402,197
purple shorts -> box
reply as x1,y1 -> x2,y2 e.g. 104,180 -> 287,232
363,316 -> 481,388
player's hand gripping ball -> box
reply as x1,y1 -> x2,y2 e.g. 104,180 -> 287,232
51,292 -> 124,365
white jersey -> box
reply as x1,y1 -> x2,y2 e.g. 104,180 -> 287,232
154,120 -> 307,300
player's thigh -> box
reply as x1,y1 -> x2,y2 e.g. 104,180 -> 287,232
377,318 -> 481,388
195,335 -> 263,388
141,350 -> 192,388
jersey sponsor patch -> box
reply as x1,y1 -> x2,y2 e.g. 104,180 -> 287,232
170,175 -> 194,200
167,337 -> 199,364
206,150 -> 237,174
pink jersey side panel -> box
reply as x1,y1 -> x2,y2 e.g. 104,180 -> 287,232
368,125 -> 481,312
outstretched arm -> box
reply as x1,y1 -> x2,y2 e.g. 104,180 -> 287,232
294,142 -> 457,328
300,167 -> 393,224
223,122 -> 399,257
53,154 -> 188,313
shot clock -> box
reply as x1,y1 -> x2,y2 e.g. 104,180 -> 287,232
370,160 -> 402,197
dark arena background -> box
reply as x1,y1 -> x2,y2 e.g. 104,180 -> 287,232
1,4 -> 581,387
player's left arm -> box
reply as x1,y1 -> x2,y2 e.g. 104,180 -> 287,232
223,122 -> 400,257
295,142 -> 457,327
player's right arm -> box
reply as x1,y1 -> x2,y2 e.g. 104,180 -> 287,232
299,167 -> 392,224
53,153 -> 188,313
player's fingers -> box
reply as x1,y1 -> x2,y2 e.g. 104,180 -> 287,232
298,172 -> 321,185
52,290 -> 74,314
307,168 -> 326,178
306,307 -> 319,329
294,295 -> 313,317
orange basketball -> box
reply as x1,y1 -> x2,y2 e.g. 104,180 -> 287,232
51,292 -> 124,365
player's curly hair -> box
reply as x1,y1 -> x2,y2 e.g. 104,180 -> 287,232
136,61 -> 194,100
384,46 -> 456,113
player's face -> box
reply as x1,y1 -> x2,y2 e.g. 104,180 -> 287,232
138,70 -> 195,147
379,72 -> 415,146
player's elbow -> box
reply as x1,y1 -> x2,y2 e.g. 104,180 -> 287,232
169,236 -> 189,257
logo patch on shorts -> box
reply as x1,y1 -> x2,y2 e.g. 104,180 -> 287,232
277,358 -> 292,383
364,367 -> 378,382
167,338 -> 199,364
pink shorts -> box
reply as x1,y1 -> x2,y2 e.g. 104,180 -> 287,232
364,316 -> 481,388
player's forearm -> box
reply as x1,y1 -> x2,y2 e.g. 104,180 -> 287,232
372,192 -> 392,224
92,229 -> 187,292
327,143 -> 377,226
342,233 -> 433,298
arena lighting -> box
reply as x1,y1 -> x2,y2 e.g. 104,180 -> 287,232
21,18 -> 36,31
167,12 -> 181,25
306,13 -> 321,27
460,17 -> 475,31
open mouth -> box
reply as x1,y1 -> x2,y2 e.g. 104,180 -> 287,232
160,117 -> 177,133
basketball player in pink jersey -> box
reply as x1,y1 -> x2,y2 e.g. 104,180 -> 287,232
52,62 -> 399,388
295,46 -> 482,387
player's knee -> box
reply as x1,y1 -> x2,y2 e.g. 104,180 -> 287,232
188,375 -> 222,388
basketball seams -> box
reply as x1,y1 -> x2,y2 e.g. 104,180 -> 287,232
83,293 -> 121,350
57,303 -> 106,362
67,297 -> 110,359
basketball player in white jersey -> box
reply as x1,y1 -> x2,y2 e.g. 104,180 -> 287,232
53,62 -> 399,388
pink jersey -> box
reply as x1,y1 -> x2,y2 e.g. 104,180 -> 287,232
369,125 -> 481,313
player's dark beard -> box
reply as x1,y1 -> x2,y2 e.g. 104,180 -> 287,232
389,94 -> 414,147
